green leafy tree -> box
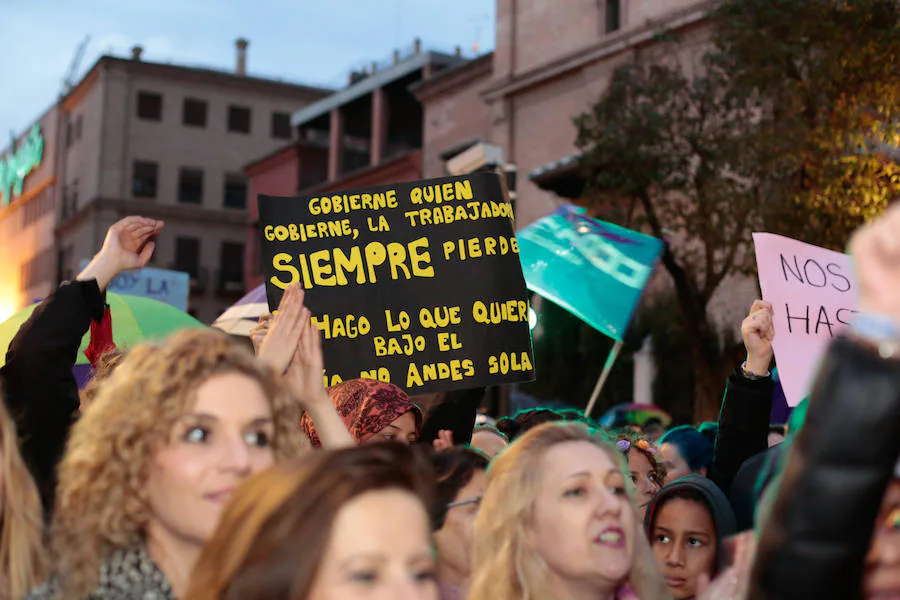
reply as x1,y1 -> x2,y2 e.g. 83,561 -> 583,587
575,0 -> 900,420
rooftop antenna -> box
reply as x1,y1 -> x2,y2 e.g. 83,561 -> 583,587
469,13 -> 490,55
61,36 -> 91,98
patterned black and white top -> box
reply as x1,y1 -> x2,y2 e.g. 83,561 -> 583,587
27,545 -> 175,600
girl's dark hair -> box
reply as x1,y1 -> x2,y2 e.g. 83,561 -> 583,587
428,448 -> 489,530
648,489 -> 715,542
184,444 -> 437,600
495,408 -> 584,441
616,430 -> 667,485
659,425 -> 714,472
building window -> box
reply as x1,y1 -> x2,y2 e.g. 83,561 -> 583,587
137,91 -> 163,121
178,167 -> 204,205
132,161 -> 158,198
271,112 -> 292,139
183,98 -> 208,127
228,106 -> 251,133
75,115 -> 83,140
71,179 -> 79,211
219,241 -> 245,292
223,174 -> 247,209
175,237 -> 201,278
65,119 -> 73,148
605,0 -> 621,33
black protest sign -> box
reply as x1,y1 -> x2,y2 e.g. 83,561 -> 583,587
258,173 -> 535,395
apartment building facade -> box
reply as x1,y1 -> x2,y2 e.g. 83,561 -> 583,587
53,42 -> 331,322
0,105 -> 63,319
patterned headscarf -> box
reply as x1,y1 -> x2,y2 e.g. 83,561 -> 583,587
301,379 -> 422,446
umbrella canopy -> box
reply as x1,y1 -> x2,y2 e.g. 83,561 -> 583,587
599,403 -> 673,430
0,292 -> 204,369
212,284 -> 268,336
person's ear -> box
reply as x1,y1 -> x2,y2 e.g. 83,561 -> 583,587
699,466 -> 708,478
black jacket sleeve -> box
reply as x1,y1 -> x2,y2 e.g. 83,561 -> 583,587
0,279 -> 105,516
418,388 -> 486,446
708,369 -> 774,497
748,338 -> 900,600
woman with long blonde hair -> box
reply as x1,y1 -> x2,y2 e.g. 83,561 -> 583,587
0,393 -> 45,599
469,422 -> 668,600
27,328 -> 307,600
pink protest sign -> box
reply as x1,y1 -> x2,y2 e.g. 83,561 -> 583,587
752,233 -> 858,407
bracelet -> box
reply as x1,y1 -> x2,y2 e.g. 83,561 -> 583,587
741,361 -> 770,380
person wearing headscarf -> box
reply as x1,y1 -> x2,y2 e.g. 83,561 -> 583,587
301,379 -> 422,446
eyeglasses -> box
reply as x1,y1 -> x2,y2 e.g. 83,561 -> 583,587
447,496 -> 482,510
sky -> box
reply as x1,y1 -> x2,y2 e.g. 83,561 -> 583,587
0,0 -> 496,137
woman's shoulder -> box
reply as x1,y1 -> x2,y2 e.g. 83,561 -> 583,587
26,546 -> 175,600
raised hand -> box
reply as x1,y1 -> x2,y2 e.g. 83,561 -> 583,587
77,216 -> 164,291
433,429 -> 454,451
258,285 -> 308,375
284,306 -> 326,408
285,310 -> 354,448
742,299 -> 775,376
849,203 -> 900,324
248,313 -> 272,355
695,531 -> 755,600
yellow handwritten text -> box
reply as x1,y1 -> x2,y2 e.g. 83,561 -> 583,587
473,300 -> 529,325
443,236 -> 518,262
374,335 -> 426,356
488,352 -> 533,375
309,191 -> 398,215
404,201 -> 512,227
409,180 -> 474,205
406,359 -> 476,388
270,238 -> 435,290
311,314 -> 371,339
264,220 -> 352,243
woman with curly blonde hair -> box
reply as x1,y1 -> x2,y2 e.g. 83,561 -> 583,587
469,422 -> 668,600
0,391 -> 46,599
27,328 -> 307,600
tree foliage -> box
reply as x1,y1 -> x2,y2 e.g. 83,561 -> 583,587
574,0 -> 900,420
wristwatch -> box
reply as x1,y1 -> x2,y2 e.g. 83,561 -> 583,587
850,312 -> 900,361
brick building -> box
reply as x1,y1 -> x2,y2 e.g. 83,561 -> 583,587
52,41 -> 330,322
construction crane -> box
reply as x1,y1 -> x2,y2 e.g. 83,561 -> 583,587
61,36 -> 91,98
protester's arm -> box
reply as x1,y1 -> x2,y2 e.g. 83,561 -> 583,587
259,284 -> 354,449
748,205 -> 900,600
708,301 -> 775,496
1,216 -> 162,514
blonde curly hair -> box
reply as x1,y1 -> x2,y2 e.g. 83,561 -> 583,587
50,328 -> 306,598
0,387 -> 46,599
468,422 -> 668,600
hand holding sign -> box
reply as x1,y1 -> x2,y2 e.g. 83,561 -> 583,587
258,174 -> 534,395
742,300 -> 775,376
849,203 -> 900,324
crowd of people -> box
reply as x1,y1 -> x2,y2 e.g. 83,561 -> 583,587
0,204 -> 898,599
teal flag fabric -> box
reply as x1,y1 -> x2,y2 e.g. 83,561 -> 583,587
517,206 -> 663,341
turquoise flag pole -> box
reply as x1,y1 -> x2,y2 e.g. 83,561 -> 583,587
584,340 -> 625,419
